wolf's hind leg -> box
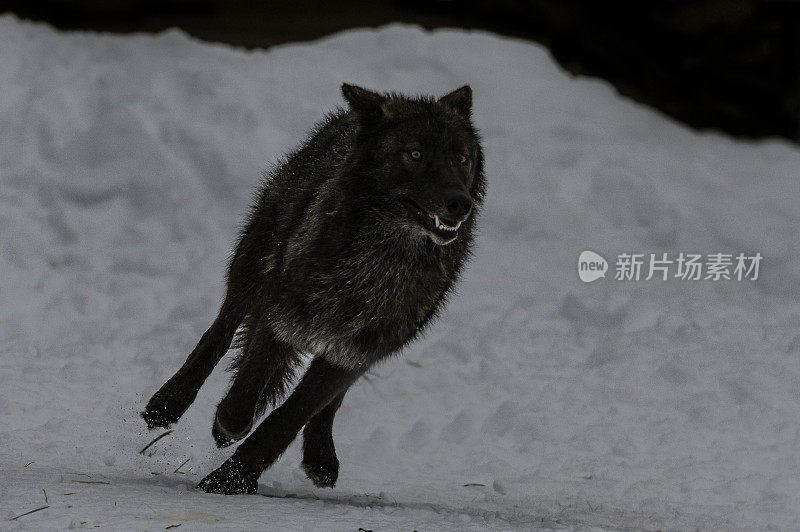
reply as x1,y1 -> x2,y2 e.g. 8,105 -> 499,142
141,228 -> 265,430
213,328 -> 299,448
141,299 -> 245,429
301,390 -> 348,488
198,357 -> 363,495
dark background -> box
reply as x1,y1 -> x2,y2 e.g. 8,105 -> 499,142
3,0 -> 799,143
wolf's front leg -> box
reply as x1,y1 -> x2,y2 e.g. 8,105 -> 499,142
198,357 -> 362,495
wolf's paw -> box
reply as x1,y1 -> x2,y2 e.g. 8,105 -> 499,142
301,455 -> 339,488
197,459 -> 259,495
141,383 -> 196,429
212,411 -> 253,448
141,403 -> 179,430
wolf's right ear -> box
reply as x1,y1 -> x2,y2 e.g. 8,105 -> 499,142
438,85 -> 472,118
342,83 -> 387,119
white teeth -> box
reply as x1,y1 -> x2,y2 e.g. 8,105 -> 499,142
433,214 -> 461,232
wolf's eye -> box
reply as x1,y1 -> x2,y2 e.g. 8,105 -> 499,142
460,154 -> 470,166
409,149 -> 422,159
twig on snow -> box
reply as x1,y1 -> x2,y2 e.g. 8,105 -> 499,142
11,506 -> 49,520
140,430 -> 174,454
174,458 -> 190,474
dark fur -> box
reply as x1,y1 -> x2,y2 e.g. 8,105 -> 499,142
141,84 -> 485,494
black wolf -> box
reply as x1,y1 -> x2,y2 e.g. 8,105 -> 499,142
141,83 -> 485,494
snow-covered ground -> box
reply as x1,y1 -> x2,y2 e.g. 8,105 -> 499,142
2,14 -> 800,530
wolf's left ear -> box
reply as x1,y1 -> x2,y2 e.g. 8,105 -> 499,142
438,85 -> 472,118
342,83 -> 387,119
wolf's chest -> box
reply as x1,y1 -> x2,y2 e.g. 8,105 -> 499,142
269,251 -> 450,363
347,251 -> 449,312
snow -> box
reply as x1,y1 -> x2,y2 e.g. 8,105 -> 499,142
2,14 -> 800,530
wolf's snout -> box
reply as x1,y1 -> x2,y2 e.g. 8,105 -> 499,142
444,192 -> 473,220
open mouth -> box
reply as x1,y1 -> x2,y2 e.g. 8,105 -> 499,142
400,197 -> 462,241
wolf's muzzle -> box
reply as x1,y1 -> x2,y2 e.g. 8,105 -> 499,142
443,191 -> 473,221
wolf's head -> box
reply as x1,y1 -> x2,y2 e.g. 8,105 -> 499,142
342,84 -> 485,246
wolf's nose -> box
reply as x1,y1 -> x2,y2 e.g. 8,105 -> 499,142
444,192 -> 473,219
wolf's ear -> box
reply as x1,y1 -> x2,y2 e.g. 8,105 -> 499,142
342,83 -> 387,119
438,85 -> 472,118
